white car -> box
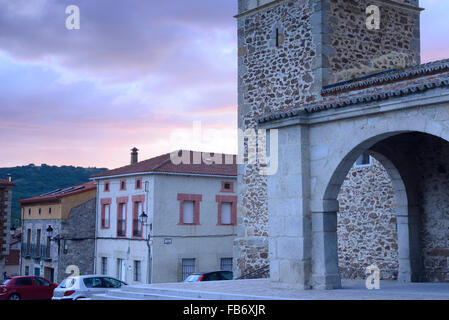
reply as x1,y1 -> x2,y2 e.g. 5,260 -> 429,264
52,275 -> 127,300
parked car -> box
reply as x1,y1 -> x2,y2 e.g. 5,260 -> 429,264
52,275 -> 127,300
0,276 -> 58,300
184,270 -> 233,282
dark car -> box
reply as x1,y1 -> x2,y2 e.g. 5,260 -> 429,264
0,276 -> 58,300
184,271 -> 233,282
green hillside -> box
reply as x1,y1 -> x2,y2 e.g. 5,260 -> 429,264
0,164 -> 108,227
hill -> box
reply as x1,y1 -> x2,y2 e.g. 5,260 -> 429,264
0,164 -> 108,227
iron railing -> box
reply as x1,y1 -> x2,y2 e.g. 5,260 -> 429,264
21,243 -> 51,260
236,265 -> 269,280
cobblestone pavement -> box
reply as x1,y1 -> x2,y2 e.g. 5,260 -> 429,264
135,279 -> 449,300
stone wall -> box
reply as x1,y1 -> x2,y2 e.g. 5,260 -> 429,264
415,135 -> 449,282
58,198 -> 96,282
326,0 -> 421,84
236,0 -> 316,277
337,158 -> 398,280
1,186 -> 12,280
236,0 -> 422,278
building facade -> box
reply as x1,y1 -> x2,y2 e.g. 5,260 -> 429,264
19,182 -> 96,282
235,0 -> 449,287
92,150 -> 237,284
0,178 -> 15,280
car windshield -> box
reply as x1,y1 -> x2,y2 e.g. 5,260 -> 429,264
185,274 -> 202,282
58,278 -> 76,288
1,279 -> 10,285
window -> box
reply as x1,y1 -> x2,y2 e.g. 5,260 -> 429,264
116,197 -> 128,237
101,257 -> 108,275
48,207 -> 52,215
221,181 -> 234,193
36,229 -> 41,257
120,180 -> 126,191
28,208 -> 31,216
26,229 -> 31,255
46,236 -> 51,258
15,277 -> 32,286
83,277 -> 103,288
34,277 -> 50,286
104,182 -> 110,192
38,208 -> 41,215
216,195 -> 237,226
117,203 -> 126,237
220,203 -> 232,225
355,153 -> 372,168
132,195 -> 144,238
134,261 -> 141,282
101,199 -> 111,229
25,266 -> 30,276
177,194 -> 202,225
135,178 -> 142,190
220,258 -> 233,272
183,201 -> 194,224
182,258 -> 196,281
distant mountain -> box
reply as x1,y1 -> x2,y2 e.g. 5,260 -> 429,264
0,164 -> 108,227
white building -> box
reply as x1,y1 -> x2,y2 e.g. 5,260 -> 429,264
91,149 -> 237,284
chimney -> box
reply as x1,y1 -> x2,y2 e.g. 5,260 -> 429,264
131,147 -> 139,165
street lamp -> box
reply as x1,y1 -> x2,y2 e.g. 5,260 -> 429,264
139,211 -> 152,283
46,225 -> 53,237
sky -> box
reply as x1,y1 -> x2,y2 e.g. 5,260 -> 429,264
0,0 -> 448,169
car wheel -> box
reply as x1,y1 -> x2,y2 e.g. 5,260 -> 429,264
8,294 -> 20,300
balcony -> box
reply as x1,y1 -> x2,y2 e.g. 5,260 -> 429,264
21,243 -> 51,261
117,219 -> 126,237
132,219 -> 142,237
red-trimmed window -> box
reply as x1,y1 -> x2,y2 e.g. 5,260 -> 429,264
101,198 -> 112,229
220,181 -> 234,193
177,194 -> 202,225
104,182 -> 110,192
135,178 -> 142,190
216,195 -> 237,226
120,180 -> 126,191
116,197 -> 128,237
132,195 -> 145,238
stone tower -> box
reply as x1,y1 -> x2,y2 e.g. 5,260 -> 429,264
235,0 -> 422,278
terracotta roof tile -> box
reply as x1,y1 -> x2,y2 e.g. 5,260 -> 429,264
91,150 -> 237,179
257,58 -> 449,123
18,181 -> 95,204
0,179 -> 15,187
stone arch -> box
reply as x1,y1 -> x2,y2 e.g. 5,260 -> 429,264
314,129 -> 449,288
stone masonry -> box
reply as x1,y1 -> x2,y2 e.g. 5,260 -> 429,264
58,198 -> 96,282
235,0 -> 421,279
0,180 -> 14,280
337,158 -> 398,280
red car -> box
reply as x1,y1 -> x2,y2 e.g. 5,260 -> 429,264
0,276 -> 58,300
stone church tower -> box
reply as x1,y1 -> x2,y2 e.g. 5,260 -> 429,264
235,0 -> 422,277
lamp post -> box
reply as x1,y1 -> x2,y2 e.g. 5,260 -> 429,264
139,211 -> 152,283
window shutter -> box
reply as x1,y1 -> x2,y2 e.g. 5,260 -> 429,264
183,201 -> 194,224
221,202 -> 232,225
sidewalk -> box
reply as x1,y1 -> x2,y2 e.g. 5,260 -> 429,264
94,279 -> 449,300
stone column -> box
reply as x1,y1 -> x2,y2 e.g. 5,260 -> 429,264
311,199 -> 342,290
268,125 -> 312,289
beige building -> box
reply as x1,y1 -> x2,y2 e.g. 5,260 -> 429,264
19,182 -> 96,282
92,149 -> 237,284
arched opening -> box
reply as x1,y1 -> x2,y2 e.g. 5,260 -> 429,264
322,131 -> 449,286
337,152 -> 400,281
